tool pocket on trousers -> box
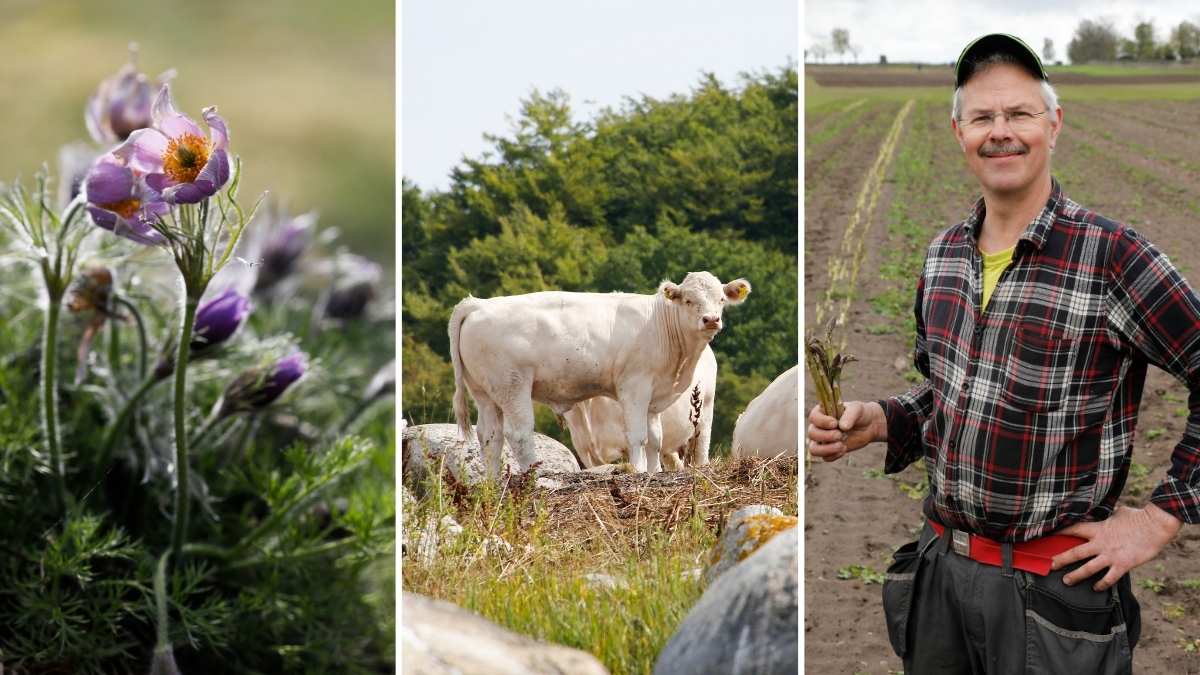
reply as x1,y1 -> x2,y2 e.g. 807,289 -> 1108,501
1022,567 -> 1134,675
1002,325 -> 1075,413
881,539 -> 922,658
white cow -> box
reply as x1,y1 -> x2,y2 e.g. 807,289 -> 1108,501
731,365 -> 798,459
449,272 -> 750,479
563,345 -> 717,470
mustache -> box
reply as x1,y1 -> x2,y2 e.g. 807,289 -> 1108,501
979,143 -> 1028,157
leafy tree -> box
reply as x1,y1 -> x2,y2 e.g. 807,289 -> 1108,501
1171,20 -> 1200,60
832,28 -> 850,63
1042,38 -> 1055,63
401,67 -> 798,458
1134,21 -> 1157,60
1067,19 -> 1119,63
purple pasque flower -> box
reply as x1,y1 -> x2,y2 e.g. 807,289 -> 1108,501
219,352 -> 308,416
85,51 -> 160,144
84,154 -> 170,246
191,288 -> 251,352
255,212 -> 315,292
323,255 -> 381,320
113,84 -> 230,205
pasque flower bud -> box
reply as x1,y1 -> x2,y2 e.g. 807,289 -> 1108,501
190,289 -> 251,352
217,352 -> 307,417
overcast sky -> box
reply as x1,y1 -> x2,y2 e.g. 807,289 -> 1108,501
805,1 -> 1200,65
402,0 -> 797,191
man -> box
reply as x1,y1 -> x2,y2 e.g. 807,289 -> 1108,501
808,34 -> 1198,673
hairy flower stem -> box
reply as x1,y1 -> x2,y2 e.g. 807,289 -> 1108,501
107,316 -> 120,377
154,551 -> 171,648
41,291 -> 67,513
170,294 -> 201,562
115,296 -> 149,381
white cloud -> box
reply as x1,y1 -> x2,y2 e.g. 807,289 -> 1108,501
805,0 -> 1200,64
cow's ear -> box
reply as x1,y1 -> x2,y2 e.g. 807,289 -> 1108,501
723,278 -> 751,304
660,281 -> 683,302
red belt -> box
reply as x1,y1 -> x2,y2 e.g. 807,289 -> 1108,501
929,521 -> 1087,576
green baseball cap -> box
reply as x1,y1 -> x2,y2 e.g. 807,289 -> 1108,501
955,33 -> 1048,88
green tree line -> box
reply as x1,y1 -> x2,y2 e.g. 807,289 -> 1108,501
402,65 -> 798,453
1068,18 -> 1200,63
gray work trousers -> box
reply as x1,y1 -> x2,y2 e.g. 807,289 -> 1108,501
882,522 -> 1141,674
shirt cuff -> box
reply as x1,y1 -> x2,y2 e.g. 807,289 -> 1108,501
1150,475 -> 1200,525
879,397 -> 922,474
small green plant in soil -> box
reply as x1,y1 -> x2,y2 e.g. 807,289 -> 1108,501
837,564 -> 885,585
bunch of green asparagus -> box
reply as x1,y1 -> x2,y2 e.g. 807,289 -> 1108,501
805,330 -> 855,419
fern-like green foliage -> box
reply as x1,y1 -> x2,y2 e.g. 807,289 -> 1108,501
0,211 -> 394,673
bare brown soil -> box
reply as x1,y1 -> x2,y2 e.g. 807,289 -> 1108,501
803,99 -> 902,288
808,65 -> 1200,88
805,98 -> 1200,673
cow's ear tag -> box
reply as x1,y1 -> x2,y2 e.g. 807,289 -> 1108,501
736,284 -> 748,300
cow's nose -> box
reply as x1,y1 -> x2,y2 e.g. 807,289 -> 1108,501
702,315 -> 721,329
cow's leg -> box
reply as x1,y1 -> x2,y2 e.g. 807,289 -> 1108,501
618,386 -> 651,472
646,413 -> 663,474
474,396 -> 506,482
662,449 -> 684,471
500,388 -> 538,475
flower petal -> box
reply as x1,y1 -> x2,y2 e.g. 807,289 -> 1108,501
152,82 -> 203,139
192,288 -> 251,350
150,83 -> 177,127
112,128 -> 169,174
138,198 -> 172,224
114,218 -> 168,246
162,181 -> 213,204
108,72 -> 153,140
85,94 -> 108,144
159,112 -> 205,141
88,205 -> 166,246
202,106 -> 229,151
199,149 -> 230,192
84,159 -> 133,206
87,205 -> 119,232
145,173 -> 174,193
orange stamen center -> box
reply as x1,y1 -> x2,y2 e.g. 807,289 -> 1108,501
105,198 -> 142,218
162,133 -> 210,183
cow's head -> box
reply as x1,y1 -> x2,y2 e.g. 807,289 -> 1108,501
659,272 -> 751,339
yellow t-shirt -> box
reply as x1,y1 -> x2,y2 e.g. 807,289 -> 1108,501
981,245 -> 1015,312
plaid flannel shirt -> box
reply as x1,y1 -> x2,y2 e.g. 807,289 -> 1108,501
881,179 -> 1200,542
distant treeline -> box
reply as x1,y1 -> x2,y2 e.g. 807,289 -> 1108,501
402,66 -> 798,449
1068,18 -> 1200,63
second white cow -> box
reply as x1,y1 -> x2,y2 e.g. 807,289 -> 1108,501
731,365 -> 798,459
449,272 -> 750,479
563,345 -> 717,470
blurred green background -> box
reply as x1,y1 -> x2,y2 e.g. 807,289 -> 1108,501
0,0 -> 394,266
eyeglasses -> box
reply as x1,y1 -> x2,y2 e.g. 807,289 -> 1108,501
958,109 -> 1049,132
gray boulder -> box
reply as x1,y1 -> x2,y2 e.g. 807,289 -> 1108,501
402,592 -> 610,675
654,526 -> 798,675
703,505 -> 795,584
402,423 -> 580,489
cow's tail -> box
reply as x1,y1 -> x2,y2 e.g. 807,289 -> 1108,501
448,296 -> 483,440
